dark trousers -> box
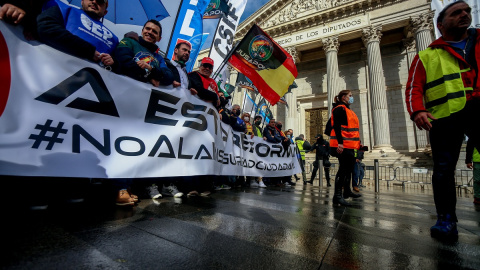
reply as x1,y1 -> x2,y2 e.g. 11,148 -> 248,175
429,100 -> 480,221
352,162 -> 364,187
311,160 -> 330,181
335,149 -> 356,195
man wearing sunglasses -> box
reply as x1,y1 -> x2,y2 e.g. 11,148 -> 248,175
37,0 -> 118,69
188,57 -> 221,107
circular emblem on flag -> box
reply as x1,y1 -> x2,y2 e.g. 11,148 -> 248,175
248,35 -> 273,62
205,0 -> 220,12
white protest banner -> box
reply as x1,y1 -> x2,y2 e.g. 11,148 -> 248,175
0,22 -> 300,179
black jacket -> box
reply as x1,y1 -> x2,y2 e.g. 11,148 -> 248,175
37,5 -> 95,60
331,102 -> 349,145
165,59 -> 183,84
2,0 -> 47,38
188,72 -> 220,103
220,109 -> 246,132
312,137 -> 330,160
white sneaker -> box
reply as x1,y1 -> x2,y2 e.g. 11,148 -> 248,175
162,184 -> 183,198
250,180 -> 259,188
284,182 -> 291,187
259,181 -> 267,188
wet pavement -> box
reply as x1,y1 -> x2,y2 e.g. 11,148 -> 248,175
3,180 -> 480,270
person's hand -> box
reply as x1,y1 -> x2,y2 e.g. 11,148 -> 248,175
93,51 -> 102,62
172,81 -> 181,88
137,61 -> 152,71
337,143 -> 344,154
190,88 -> 198,95
216,99 -> 220,107
150,79 -> 160,87
99,53 -> 114,66
356,159 -> 360,162
263,137 -> 267,141
467,163 -> 473,169
413,111 -> 437,131
0,4 -> 26,24
251,134 -> 254,139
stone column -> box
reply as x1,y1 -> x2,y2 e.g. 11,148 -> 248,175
403,38 -> 428,150
410,13 -> 434,151
284,46 -> 299,130
411,11 -> 435,53
362,25 -> 392,151
322,36 -> 340,116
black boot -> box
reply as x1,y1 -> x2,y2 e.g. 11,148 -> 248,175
343,176 -> 361,198
332,176 -> 350,206
326,178 -> 331,187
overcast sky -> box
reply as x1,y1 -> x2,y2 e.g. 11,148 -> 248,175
201,0 -> 270,50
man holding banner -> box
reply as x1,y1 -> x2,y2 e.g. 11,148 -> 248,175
115,19 -> 173,87
165,41 -> 191,89
37,0 -> 117,69
188,57 -> 220,107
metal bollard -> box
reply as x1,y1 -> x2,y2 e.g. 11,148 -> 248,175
318,159 -> 323,187
374,159 -> 379,193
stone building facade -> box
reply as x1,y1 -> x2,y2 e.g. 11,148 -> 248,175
197,0 -> 437,161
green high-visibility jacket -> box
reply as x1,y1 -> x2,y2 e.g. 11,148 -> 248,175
418,48 -> 472,119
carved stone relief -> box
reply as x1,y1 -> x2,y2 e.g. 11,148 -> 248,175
410,11 -> 434,34
362,25 -> 383,45
285,46 -> 299,63
322,36 -> 339,52
261,0 -> 355,28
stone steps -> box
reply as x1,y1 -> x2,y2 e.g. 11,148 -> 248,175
306,143 -> 468,170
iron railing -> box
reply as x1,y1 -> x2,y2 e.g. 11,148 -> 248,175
305,160 -> 474,194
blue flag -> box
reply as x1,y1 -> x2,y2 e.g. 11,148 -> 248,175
166,0 -> 209,72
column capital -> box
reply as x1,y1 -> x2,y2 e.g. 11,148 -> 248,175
285,46 -> 299,64
362,25 -> 382,46
402,37 -> 416,52
322,35 -> 339,53
410,11 -> 435,34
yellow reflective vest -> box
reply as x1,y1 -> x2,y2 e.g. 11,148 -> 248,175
474,148 -> 480,163
296,139 -> 306,161
418,48 -> 472,119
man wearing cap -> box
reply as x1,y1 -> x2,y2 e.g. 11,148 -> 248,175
37,0 -> 117,68
115,19 -> 173,87
188,57 -> 220,107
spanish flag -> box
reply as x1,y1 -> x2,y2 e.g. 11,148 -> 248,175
228,24 -> 298,105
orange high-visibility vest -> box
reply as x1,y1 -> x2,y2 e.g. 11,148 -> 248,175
329,104 -> 360,149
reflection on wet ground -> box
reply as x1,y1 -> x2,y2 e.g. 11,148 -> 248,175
3,181 -> 480,269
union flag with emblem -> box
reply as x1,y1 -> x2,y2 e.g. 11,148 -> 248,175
228,24 -> 298,105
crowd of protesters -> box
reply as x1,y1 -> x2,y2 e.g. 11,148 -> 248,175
0,0 -> 342,210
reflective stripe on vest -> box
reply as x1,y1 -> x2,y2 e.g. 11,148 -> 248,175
329,105 -> 360,149
418,48 -> 470,119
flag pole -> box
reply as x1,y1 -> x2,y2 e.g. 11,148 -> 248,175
165,0 -> 185,58
212,40 -> 240,80
241,89 -> 247,112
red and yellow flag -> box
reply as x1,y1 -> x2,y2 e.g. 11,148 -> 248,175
228,24 -> 297,105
